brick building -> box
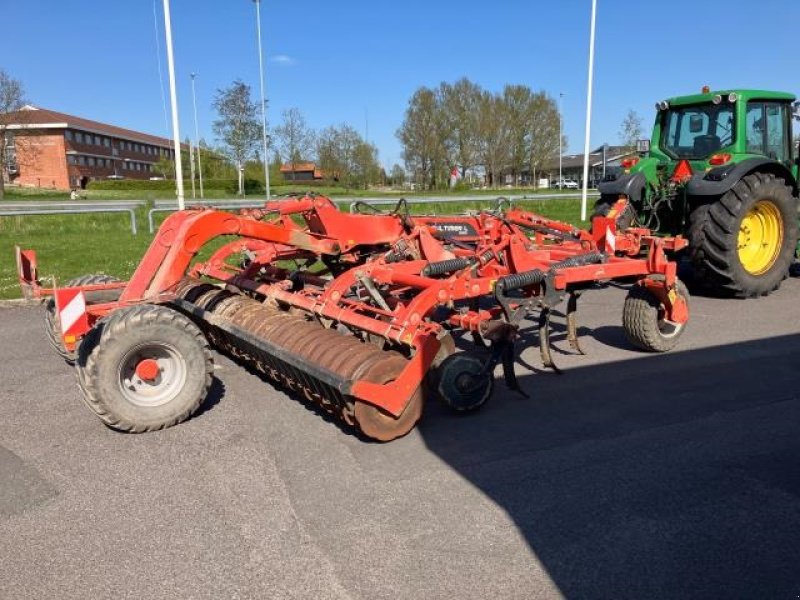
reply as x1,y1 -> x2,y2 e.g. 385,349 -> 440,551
2,105 -> 183,190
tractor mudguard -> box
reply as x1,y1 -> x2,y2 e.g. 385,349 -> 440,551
686,157 -> 798,198
597,172 -> 647,203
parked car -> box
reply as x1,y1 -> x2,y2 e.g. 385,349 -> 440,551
553,179 -> 579,189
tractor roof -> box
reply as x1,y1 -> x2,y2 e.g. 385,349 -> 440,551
665,89 -> 795,106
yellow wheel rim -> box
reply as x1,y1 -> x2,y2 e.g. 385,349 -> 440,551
737,200 -> 783,275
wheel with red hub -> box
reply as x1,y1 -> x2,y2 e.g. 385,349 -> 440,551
75,304 -> 213,432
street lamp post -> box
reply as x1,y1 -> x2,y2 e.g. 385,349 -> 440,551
252,0 -> 271,201
162,0 -> 184,209
190,72 -> 204,198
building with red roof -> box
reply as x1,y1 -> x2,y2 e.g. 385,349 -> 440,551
1,105 -> 186,190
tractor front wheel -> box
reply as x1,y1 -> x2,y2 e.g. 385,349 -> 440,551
688,173 -> 797,297
75,305 -> 213,432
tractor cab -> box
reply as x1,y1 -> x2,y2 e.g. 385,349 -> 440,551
646,89 -> 797,175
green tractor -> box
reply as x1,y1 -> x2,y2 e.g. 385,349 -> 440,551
597,88 -> 799,297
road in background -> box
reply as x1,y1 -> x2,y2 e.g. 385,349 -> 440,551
1,280 -> 800,599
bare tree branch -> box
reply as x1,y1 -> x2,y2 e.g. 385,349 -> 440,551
0,70 -> 28,199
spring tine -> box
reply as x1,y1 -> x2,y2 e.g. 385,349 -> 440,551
501,341 -> 528,397
566,292 -> 585,355
538,308 -> 562,374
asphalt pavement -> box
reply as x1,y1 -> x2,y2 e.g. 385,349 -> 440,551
1,278 -> 800,599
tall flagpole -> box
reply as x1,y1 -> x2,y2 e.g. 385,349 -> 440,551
163,0 -> 184,209
559,92 -> 564,189
191,72 -> 205,198
580,0 -> 597,221
253,0 -> 271,201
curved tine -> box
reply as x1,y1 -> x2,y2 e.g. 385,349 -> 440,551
538,308 -> 562,374
566,292 -> 585,355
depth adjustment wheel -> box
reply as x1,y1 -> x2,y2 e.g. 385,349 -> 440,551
76,304 -> 213,432
622,278 -> 689,352
436,353 -> 494,413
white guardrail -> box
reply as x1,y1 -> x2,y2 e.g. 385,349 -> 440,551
0,201 -> 141,234
0,192 -> 601,235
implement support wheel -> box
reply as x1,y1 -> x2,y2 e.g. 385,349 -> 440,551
76,304 -> 213,432
622,279 -> 689,352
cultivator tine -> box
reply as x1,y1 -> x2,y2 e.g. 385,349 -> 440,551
538,308 -> 562,374
566,292 -> 585,355
500,340 -> 527,397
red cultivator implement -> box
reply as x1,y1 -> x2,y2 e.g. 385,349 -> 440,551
17,195 -> 690,441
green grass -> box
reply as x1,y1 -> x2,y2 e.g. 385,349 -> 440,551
1,185 -> 582,202
0,197 -> 585,300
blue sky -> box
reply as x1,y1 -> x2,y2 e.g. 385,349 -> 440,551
3,0 -> 799,168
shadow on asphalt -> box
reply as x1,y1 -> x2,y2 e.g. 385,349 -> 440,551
418,333 -> 800,598
193,376 -> 225,420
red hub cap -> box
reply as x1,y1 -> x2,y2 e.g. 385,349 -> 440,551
135,358 -> 160,382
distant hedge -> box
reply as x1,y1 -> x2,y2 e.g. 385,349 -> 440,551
87,178 -> 264,193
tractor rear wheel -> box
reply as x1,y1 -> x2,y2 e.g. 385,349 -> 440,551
75,304 -> 213,432
688,172 -> 797,297
622,279 -> 689,352
44,274 -> 122,363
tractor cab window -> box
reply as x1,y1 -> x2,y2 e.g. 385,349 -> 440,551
661,104 -> 734,159
746,101 -> 790,162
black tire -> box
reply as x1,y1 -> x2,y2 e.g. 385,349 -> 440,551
75,304 -> 213,433
435,353 -> 494,413
688,172 -> 798,297
44,274 -> 122,363
591,195 -> 635,231
622,279 -> 689,352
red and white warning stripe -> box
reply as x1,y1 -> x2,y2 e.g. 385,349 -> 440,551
55,287 -> 89,342
605,226 -> 616,253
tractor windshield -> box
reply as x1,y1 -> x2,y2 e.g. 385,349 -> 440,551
661,103 -> 735,159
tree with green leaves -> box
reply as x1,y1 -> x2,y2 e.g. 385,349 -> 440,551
389,164 -> 406,187
476,91 -> 511,187
212,80 -> 261,195
438,78 -> 482,178
396,87 -> 448,189
527,92 -> 563,186
317,124 -> 380,189
0,70 -> 28,199
397,78 -> 562,189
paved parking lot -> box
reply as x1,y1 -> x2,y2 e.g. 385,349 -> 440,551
2,278 -> 800,599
